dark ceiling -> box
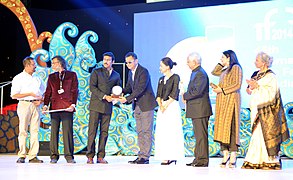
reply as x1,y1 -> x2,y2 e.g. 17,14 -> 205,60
22,0 -> 269,11
22,0 -> 146,10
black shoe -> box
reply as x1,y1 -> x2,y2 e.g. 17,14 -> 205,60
67,159 -> 76,164
228,158 -> 237,168
128,158 -> 139,164
220,157 -> 230,168
50,159 -> 58,164
128,158 -> 149,164
16,157 -> 25,163
136,158 -> 149,164
161,160 -> 177,165
29,157 -> 43,163
186,162 -> 195,166
192,162 -> 208,167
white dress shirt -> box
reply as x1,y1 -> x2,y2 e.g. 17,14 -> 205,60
10,70 -> 46,100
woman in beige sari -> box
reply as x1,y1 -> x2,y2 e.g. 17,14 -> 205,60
211,50 -> 243,168
242,52 -> 289,170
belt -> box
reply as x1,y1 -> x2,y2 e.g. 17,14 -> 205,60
20,99 -> 39,102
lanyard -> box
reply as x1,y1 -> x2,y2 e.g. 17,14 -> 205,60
59,71 -> 65,90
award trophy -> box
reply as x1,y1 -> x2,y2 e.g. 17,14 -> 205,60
111,85 -> 122,99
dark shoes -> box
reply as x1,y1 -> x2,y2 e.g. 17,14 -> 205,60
16,157 -> 25,163
50,159 -> 58,164
192,163 -> 208,167
161,160 -> 177,165
50,158 -> 75,163
87,157 -> 94,164
29,157 -> 43,163
186,162 -> 208,167
86,157 -> 108,164
219,157 -> 230,168
66,159 -> 76,164
97,158 -> 108,164
186,162 -> 196,166
128,158 -> 149,164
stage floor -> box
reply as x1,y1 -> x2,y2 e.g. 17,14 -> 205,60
0,154 -> 293,180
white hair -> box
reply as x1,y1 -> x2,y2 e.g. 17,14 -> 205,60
257,51 -> 273,68
187,52 -> 202,65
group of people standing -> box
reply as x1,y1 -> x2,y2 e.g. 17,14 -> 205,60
210,50 -> 289,170
10,50 -> 289,170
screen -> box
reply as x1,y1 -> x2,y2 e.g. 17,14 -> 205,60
134,0 -> 293,108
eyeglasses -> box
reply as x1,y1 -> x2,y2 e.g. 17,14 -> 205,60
125,61 -> 134,65
52,61 -> 59,65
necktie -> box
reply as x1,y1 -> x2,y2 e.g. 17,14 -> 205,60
106,70 -> 110,77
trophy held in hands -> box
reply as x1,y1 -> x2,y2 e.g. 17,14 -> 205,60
111,85 -> 123,99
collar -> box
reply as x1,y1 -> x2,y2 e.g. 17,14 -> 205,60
132,64 -> 138,73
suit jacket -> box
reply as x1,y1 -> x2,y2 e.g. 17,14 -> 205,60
123,64 -> 157,112
89,67 -> 121,115
183,66 -> 212,118
44,70 -> 78,110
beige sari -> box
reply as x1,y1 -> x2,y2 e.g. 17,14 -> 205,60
242,70 -> 289,170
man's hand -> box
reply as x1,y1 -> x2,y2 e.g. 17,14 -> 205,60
66,105 -> 75,112
119,97 -> 127,104
33,100 -> 42,106
105,95 -> 113,102
42,105 -> 48,114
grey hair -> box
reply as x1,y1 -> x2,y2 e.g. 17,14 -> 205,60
257,51 -> 273,68
187,52 -> 202,65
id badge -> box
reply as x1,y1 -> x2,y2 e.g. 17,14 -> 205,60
58,89 -> 64,94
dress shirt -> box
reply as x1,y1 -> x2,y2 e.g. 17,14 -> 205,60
10,70 -> 46,100
131,65 -> 138,81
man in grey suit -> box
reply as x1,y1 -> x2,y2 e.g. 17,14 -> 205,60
120,52 -> 157,164
183,52 -> 212,167
86,52 -> 121,164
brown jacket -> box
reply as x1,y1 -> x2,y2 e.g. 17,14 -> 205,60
43,70 -> 78,110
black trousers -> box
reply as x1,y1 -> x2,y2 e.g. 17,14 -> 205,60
86,110 -> 111,158
192,116 -> 209,165
50,112 -> 74,160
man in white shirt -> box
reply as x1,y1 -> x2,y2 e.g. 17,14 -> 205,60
10,56 -> 46,163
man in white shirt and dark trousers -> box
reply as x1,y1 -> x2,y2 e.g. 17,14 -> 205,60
10,56 -> 46,163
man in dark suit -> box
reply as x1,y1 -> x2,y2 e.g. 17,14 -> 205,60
183,52 -> 212,167
42,55 -> 78,164
120,52 -> 157,164
86,52 -> 121,164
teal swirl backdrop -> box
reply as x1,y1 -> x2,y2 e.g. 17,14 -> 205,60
29,22 -> 292,158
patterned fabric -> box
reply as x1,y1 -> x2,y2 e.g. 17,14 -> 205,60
242,70 -> 290,169
212,64 -> 243,145
253,80 -> 289,156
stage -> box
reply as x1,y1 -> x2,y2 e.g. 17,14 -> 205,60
0,155 -> 293,180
